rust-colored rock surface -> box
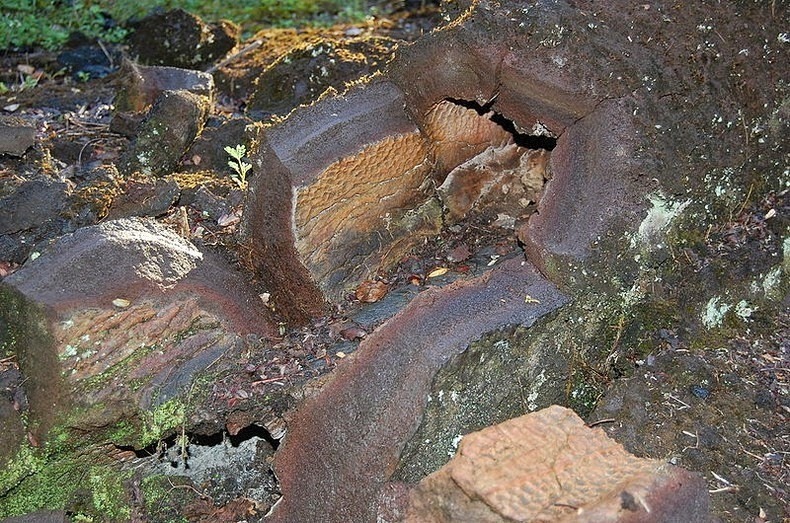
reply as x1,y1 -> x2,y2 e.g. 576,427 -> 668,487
405,406 -> 713,523
1,218 -> 275,451
246,82 -> 551,305
439,144 -> 548,223
270,259 -> 568,522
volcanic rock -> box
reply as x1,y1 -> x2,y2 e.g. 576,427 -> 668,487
127,9 -> 239,70
0,178 -> 67,235
0,218 -> 275,461
405,406 -> 713,522
246,36 -> 398,120
113,61 -> 215,114
269,259 -> 569,522
244,80 -> 548,310
0,116 -> 36,157
118,89 -> 211,177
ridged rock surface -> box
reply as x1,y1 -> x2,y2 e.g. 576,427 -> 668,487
246,80 -> 550,309
0,218 -> 275,451
405,406 -> 713,523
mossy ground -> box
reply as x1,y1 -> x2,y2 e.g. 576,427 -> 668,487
0,438 -> 131,520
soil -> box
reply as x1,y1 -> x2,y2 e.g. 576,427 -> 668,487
0,2 -> 788,523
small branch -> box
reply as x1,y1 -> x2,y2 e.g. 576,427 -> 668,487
710,470 -> 732,486
708,486 -> 738,494
166,478 -> 210,500
587,418 -> 615,428
667,394 -> 692,409
205,40 -> 263,74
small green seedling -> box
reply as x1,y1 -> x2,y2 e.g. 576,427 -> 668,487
225,144 -> 252,188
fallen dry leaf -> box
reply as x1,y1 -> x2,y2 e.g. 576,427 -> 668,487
340,326 -> 367,340
218,211 -> 241,227
355,280 -> 388,303
427,267 -> 449,278
17,64 -> 36,75
0,261 -> 18,277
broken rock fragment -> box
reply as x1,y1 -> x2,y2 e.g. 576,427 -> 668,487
127,9 -> 239,70
0,115 -> 36,156
439,144 -> 549,223
404,406 -> 713,523
119,89 -> 211,177
113,61 -> 215,114
0,218 -> 275,462
246,36 -> 398,120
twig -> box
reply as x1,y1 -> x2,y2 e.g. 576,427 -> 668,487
77,138 -> 102,167
587,418 -> 615,428
710,470 -> 732,486
605,315 -> 626,367
667,394 -> 691,409
708,486 -> 738,494
205,39 -> 263,73
96,39 -> 114,68
740,448 -> 764,462
740,111 -> 750,147
166,478 -> 210,500
251,376 -> 289,386
734,183 -> 754,220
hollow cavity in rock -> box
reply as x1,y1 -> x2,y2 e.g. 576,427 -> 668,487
292,96 -> 556,298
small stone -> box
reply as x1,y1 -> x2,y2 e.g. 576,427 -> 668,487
446,244 -> 471,263
0,115 -> 36,156
355,280 -> 389,303
691,385 -> 710,399
754,389 -> 774,409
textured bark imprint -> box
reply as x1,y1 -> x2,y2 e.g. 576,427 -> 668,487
270,259 -> 568,522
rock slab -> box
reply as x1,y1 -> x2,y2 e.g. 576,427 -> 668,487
405,405 -> 714,523
0,116 -> 35,156
0,218 -> 275,460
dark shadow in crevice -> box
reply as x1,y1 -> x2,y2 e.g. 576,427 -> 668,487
115,422 -> 279,459
445,97 -> 557,150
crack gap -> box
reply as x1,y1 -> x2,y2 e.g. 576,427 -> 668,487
445,97 -> 558,150
114,422 -> 280,460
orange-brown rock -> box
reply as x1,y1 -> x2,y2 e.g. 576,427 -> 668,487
439,145 -> 548,223
245,83 -> 550,307
269,259 -> 569,523
405,406 -> 713,523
